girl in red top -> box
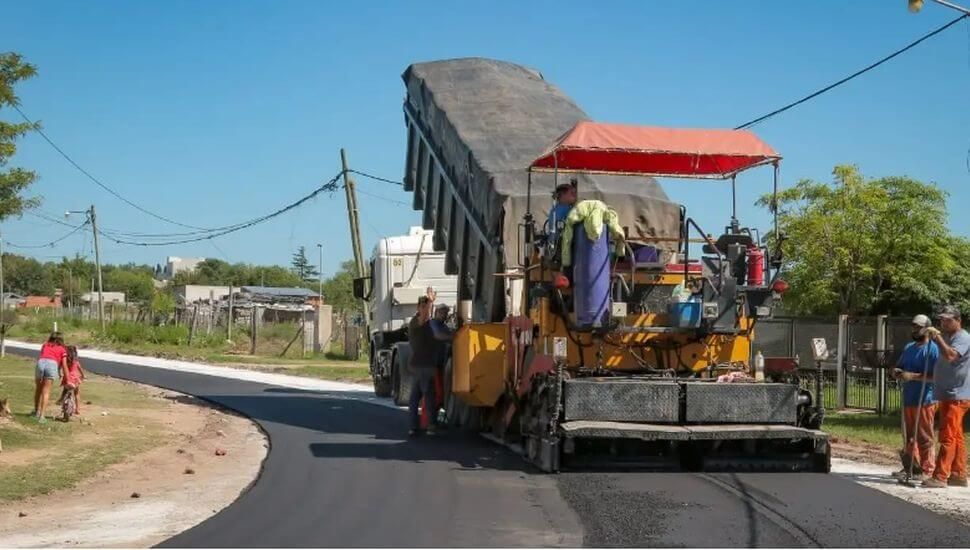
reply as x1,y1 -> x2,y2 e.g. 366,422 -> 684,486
58,346 -> 84,421
33,332 -> 67,422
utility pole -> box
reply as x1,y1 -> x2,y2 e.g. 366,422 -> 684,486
90,205 -> 105,332
68,206 -> 105,331
340,149 -> 366,278
0,227 -> 6,358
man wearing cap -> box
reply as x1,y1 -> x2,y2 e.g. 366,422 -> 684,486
407,290 -> 440,436
923,305 -> 970,488
547,179 -> 578,239
892,314 -> 939,481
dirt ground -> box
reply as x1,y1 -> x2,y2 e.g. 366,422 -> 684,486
0,384 -> 267,548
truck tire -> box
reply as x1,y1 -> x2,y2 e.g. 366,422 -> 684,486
373,376 -> 392,398
392,344 -> 412,407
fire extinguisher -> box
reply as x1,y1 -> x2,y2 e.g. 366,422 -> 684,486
747,245 -> 765,286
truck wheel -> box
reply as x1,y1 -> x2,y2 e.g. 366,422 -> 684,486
393,352 -> 412,407
373,376 -> 392,398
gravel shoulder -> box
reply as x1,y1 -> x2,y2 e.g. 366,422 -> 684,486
0,383 -> 267,548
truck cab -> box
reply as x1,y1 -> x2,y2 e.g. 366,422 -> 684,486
357,226 -> 457,402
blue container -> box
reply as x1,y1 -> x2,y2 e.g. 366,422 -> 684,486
572,223 -> 611,327
668,301 -> 701,328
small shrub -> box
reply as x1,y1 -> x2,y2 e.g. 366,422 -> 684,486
148,325 -> 189,346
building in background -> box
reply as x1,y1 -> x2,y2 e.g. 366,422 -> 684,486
237,286 -> 321,308
1,292 -> 26,309
79,291 -> 127,305
174,285 -> 231,305
21,290 -> 63,310
158,256 -> 206,280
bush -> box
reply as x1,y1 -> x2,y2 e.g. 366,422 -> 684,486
147,325 -> 189,346
103,321 -> 149,344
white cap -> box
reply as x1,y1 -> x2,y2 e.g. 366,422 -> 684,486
912,314 -> 931,328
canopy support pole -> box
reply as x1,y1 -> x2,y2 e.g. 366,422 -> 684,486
771,162 -> 780,275
731,175 -> 738,225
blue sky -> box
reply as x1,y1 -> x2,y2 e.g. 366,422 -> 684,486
2,1 -> 968,277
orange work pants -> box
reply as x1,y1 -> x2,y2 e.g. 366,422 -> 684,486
903,403 -> 937,476
419,370 -> 444,429
934,400 -> 970,482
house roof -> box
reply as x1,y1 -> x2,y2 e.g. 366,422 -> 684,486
240,286 -> 320,298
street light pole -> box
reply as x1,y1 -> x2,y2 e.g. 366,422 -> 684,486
316,243 -> 323,300
909,0 -> 970,15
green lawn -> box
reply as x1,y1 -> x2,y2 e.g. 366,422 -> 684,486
0,355 -> 167,500
823,411 -> 901,450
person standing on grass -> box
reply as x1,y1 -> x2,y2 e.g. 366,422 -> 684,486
33,332 -> 67,423
923,306 -> 970,488
892,314 -> 939,481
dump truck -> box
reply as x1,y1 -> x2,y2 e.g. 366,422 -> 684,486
384,58 -> 829,472
359,226 -> 457,403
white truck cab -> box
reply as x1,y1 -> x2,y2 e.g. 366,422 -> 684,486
357,226 -> 457,401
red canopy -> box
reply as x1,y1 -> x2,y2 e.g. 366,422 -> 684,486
530,121 -> 780,179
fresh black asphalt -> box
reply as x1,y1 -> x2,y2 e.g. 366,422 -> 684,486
21,348 -> 970,547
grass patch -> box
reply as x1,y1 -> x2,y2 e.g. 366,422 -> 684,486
823,411 -> 901,449
0,355 -> 166,501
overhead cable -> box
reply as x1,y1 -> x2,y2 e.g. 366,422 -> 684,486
735,13 -> 969,130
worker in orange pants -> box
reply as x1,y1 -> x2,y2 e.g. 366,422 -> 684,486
923,306 -> 970,488
892,314 -> 939,481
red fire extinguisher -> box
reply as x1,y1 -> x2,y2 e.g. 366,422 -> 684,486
747,245 -> 765,286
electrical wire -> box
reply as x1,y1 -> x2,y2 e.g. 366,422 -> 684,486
349,169 -> 403,186
735,13 -> 970,130
12,104 -> 216,231
6,221 -> 90,249
97,172 -> 344,246
354,187 -> 410,206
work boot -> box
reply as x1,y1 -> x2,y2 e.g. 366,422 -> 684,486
948,476 -> 968,487
922,478 -> 947,488
893,469 -> 923,481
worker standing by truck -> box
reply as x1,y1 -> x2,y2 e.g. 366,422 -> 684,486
923,306 -> 970,488
892,314 -> 939,481
407,288 -> 452,436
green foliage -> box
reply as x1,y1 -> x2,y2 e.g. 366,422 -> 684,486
170,258 -> 304,288
760,165 -> 963,316
291,246 -> 318,281
0,52 -> 41,221
150,290 -> 175,315
102,266 -> 154,303
2,253 -> 54,295
322,260 -> 361,314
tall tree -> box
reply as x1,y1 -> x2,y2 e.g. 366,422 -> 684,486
321,260 -> 362,314
0,53 -> 40,220
760,165 -> 955,316
291,246 -> 318,281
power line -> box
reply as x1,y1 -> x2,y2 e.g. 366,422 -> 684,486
354,187 -> 410,206
350,169 -> 404,186
98,172 -> 344,246
12,104 -> 214,231
6,221 -> 89,250
735,13 -> 970,130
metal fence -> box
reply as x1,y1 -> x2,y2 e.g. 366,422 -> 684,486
754,315 -> 918,415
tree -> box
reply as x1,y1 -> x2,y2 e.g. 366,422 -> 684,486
103,268 -> 154,304
760,165 -> 955,316
291,246 -> 318,281
2,253 -> 54,295
0,53 -> 41,220
322,260 -> 361,314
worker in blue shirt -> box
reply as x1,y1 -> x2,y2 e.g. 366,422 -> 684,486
892,314 -> 939,481
547,180 -> 578,238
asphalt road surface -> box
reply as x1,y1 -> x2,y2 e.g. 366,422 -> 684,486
31,350 -> 970,547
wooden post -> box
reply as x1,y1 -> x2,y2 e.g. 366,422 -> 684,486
188,305 -> 199,345
301,310 -> 307,358
876,314 -> 888,415
227,284 -> 234,343
250,306 -> 259,355
207,290 -> 214,336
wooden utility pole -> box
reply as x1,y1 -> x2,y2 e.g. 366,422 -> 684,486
188,305 -> 199,345
0,227 -> 6,358
90,205 -> 106,332
250,306 -> 259,355
340,149 -> 366,278
207,290 -> 214,335
226,284 -> 234,342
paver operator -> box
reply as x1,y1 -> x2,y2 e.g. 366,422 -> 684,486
923,305 -> 970,488
892,314 -> 939,481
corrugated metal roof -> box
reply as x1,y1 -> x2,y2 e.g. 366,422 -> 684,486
239,286 -> 320,298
